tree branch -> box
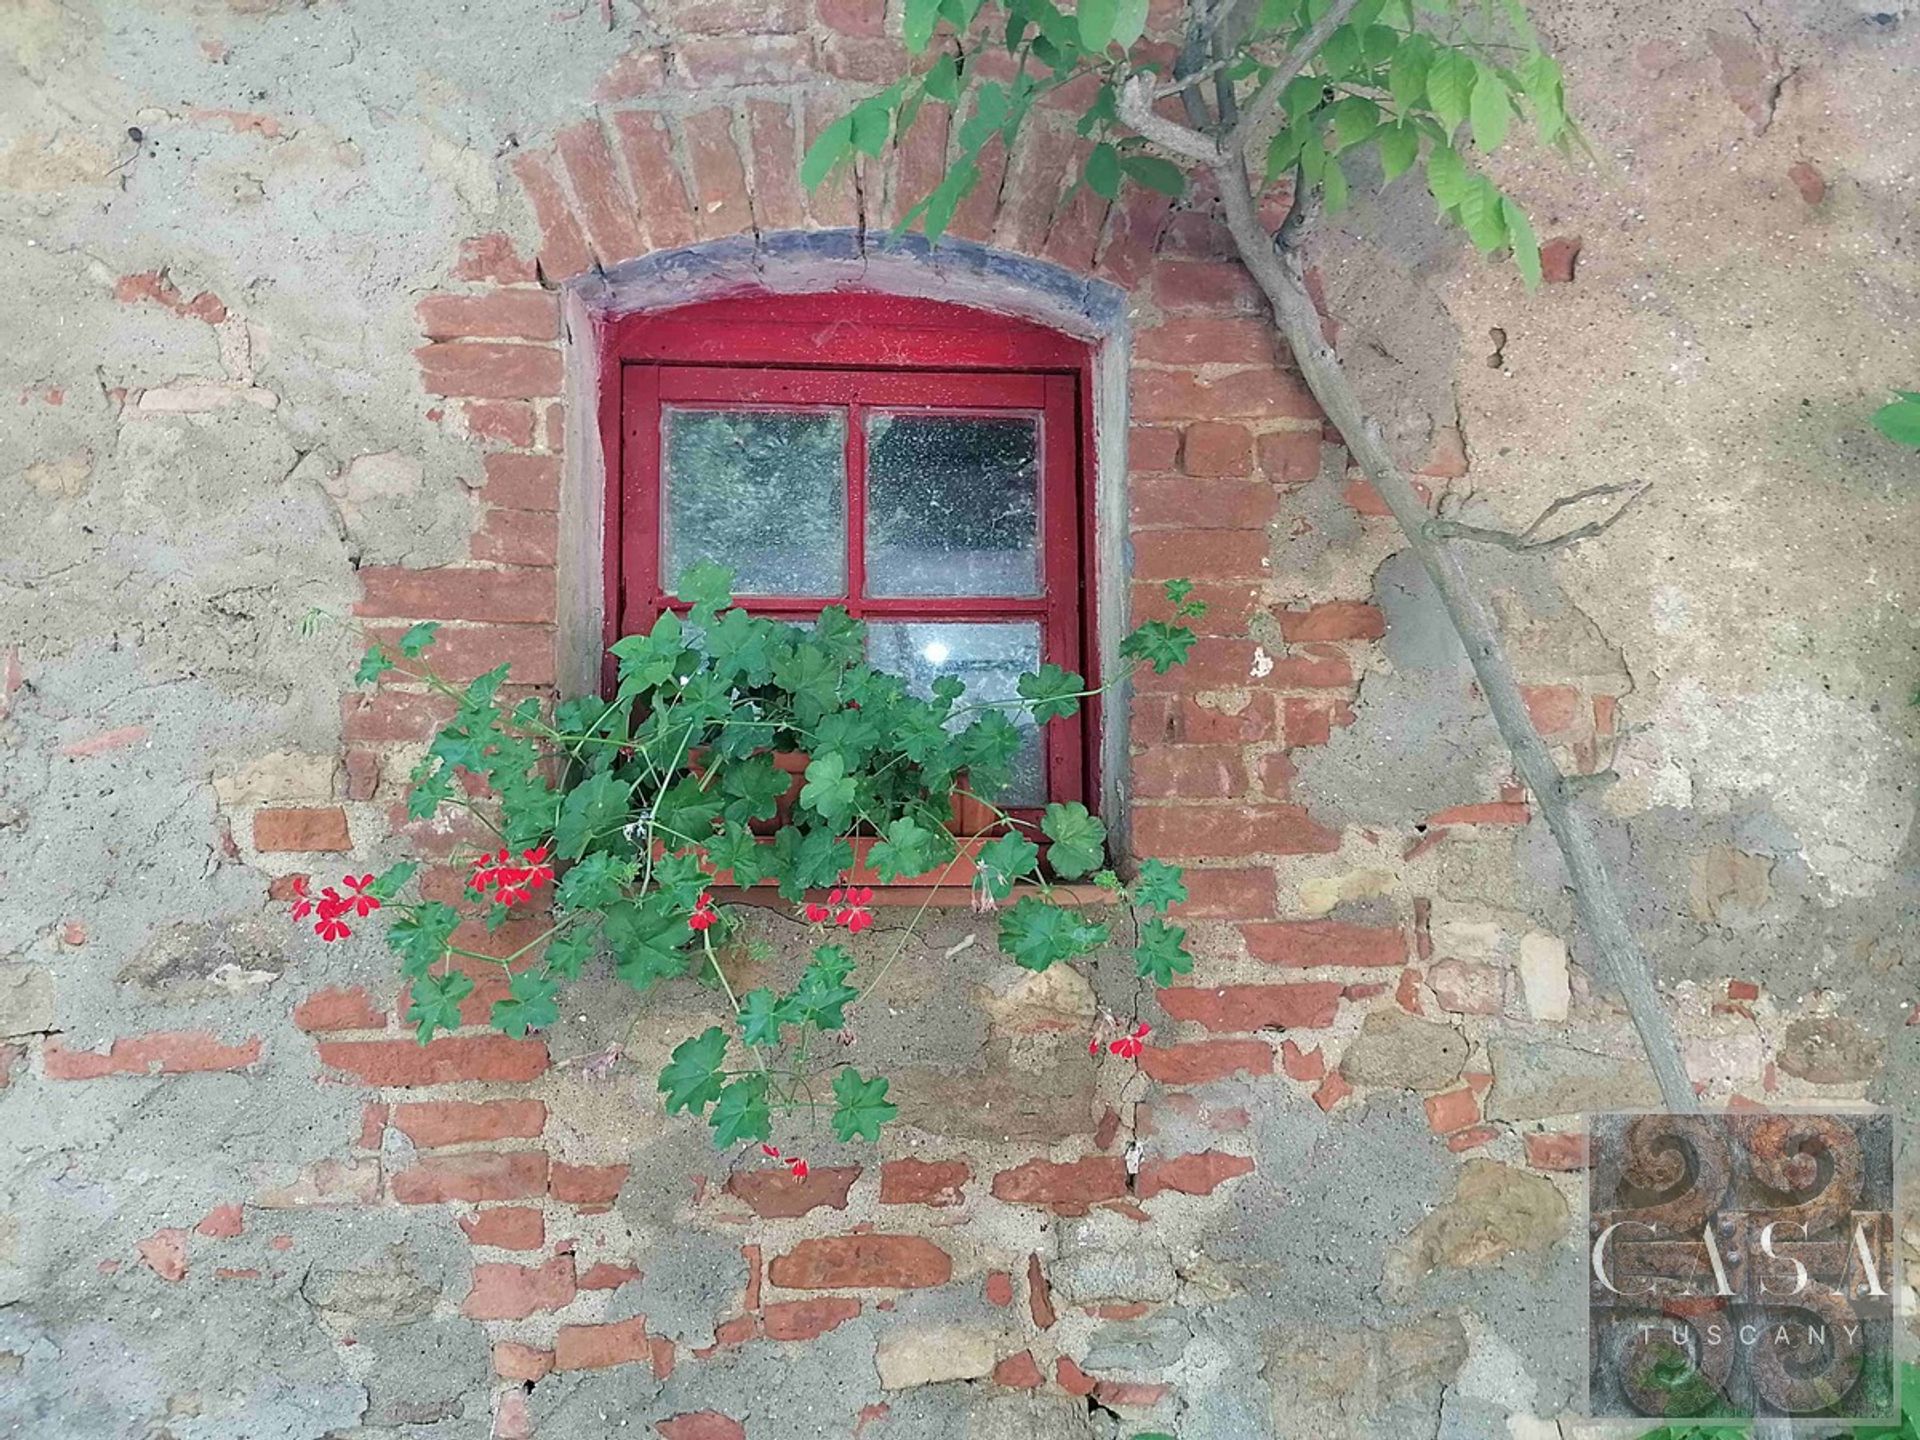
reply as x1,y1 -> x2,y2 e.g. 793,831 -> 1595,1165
1206,154 -> 1696,1115
1425,482 -> 1649,553
1116,72 -> 1223,164
1226,0 -> 1365,158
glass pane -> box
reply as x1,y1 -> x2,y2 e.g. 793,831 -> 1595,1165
663,408 -> 846,597
865,413 -> 1041,598
866,621 -> 1044,806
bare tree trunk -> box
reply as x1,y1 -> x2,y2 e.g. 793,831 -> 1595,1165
1209,161 -> 1697,1116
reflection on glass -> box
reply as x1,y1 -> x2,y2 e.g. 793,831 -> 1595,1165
663,408 -> 846,597
866,621 -> 1044,805
865,413 -> 1040,597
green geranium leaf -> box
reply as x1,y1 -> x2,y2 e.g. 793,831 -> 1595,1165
867,815 -> 942,882
659,1026 -> 728,1117
1040,802 -> 1107,879
739,987 -> 798,1048
397,621 -> 440,658
543,924 -> 598,980
387,902 -> 460,980
1873,393 -> 1920,448
975,831 -> 1040,901
366,861 -> 418,903
1119,620 -> 1196,675
675,561 -> 734,612
407,969 -> 471,1044
788,944 -> 859,1031
556,851 -> 632,912
1133,918 -> 1195,987
709,1073 -> 772,1146
1130,858 -> 1188,913
605,899 -> 692,992
491,968 -> 560,1038
555,770 -> 631,860
998,895 -> 1109,972
799,751 -> 857,826
830,1067 -> 897,1142
720,755 -> 792,826
355,645 -> 394,686
1017,663 -> 1083,723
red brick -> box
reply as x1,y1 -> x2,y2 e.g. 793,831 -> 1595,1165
453,234 -> 537,284
878,1158 -> 970,1207
1170,867 -> 1277,921
552,1162 -> 630,1207
1151,260 -> 1264,311
556,119 -> 644,263
721,1163 -> 857,1218
680,33 -> 813,84
994,1349 -> 1044,1388
1133,694 -> 1275,745
461,1206 -> 545,1250
1314,1071 -> 1353,1111
1140,1039 -> 1273,1085
1128,425 -> 1181,473
494,1340 -> 554,1382
472,508 -> 559,568
1416,426 -> 1469,478
1524,1131 -> 1589,1171
657,1415 -> 746,1440
1281,1039 -> 1326,1081
683,107 -> 751,241
464,1254 -> 577,1320
343,749 -> 380,802
316,1035 -> 549,1086
1158,982 -> 1342,1032
1424,1088 -> 1479,1135
768,1235 -> 952,1290
292,986 -> 385,1033
415,341 -> 561,400
1447,1125 -> 1499,1152
1541,234 -> 1581,283
761,1294 -> 861,1341
1426,801 -> 1529,826
575,1262 -> 637,1290
355,566 -> 554,623
1239,921 -> 1406,969
744,100 -> 805,230
392,1151 -> 549,1204
1131,746 -> 1248,800
1259,750 -> 1296,799
1132,639 -> 1334,692
611,110 -> 699,251
1134,367 -> 1320,423
1096,1379 -> 1172,1408
1522,684 -> 1583,736
1136,316 -> 1280,366
984,1270 -> 1014,1306
1131,476 -> 1273,530
137,1228 -> 189,1282
253,806 -> 349,853
46,1031 -> 262,1080
1131,529 -> 1270,581
1274,602 -> 1385,643
1056,1357 -> 1098,1397
990,1157 -> 1127,1215
417,291 -> 558,341
1281,696 -> 1334,747
368,620 -> 554,688
478,452 -> 559,512
196,1203 -> 244,1238
508,151 -> 590,281
1136,1150 -> 1254,1199
554,1315 -> 651,1371
817,0 -> 883,32
390,1099 -> 547,1148
462,400 -> 536,447
1027,1253 -> 1055,1328
1258,428 -> 1323,483
1727,979 -> 1760,1002
340,689 -> 455,746
1132,804 -> 1339,859
1181,421 -> 1255,477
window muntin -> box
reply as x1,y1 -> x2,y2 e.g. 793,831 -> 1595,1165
611,317 -> 1092,816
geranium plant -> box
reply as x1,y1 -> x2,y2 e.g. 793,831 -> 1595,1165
300,564 -> 1206,1161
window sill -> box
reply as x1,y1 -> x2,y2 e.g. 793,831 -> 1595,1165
710,883 -> 1114,911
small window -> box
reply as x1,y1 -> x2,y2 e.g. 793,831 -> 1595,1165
602,294 -> 1097,817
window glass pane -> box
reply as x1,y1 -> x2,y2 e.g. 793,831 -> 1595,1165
865,413 -> 1041,598
866,621 -> 1044,806
663,408 -> 846,597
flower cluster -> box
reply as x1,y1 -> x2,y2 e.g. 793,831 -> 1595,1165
760,1142 -> 809,1180
803,884 -> 875,935
289,874 -> 382,943
1090,1020 -> 1151,1061
467,845 -> 554,907
688,891 -> 717,931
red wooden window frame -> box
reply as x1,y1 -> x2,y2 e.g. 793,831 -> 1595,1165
598,292 -> 1101,816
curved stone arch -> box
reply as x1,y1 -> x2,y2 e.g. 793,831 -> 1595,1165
553,230 -> 1135,830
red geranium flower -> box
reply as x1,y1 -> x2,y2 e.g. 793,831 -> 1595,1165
1107,1021 -> 1151,1061
833,885 -> 874,935
288,875 -> 314,923
341,873 -> 382,918
688,892 -> 717,931
787,1157 -> 809,1180
802,901 -> 831,924
519,845 -> 554,891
